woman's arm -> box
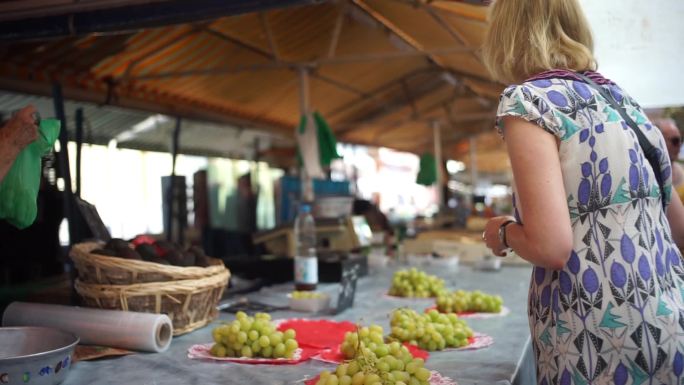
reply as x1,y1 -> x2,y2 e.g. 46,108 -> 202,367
0,105 -> 38,183
0,139 -> 21,182
666,184 -> 684,248
484,116 -> 573,270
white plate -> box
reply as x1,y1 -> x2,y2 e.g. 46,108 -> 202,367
287,293 -> 331,313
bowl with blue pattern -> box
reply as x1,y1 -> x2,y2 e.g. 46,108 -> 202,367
0,327 -> 78,385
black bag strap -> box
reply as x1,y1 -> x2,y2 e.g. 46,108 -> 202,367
575,72 -> 666,210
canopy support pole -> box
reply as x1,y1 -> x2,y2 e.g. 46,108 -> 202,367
469,136 -> 479,193
75,107 -> 83,197
52,82 -> 77,244
432,120 -> 444,209
167,117 -> 182,243
298,67 -> 314,203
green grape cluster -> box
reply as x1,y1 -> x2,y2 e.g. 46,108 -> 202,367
389,309 -> 473,351
291,291 -> 326,299
388,268 -> 446,298
341,324 -> 386,359
316,342 -> 431,385
436,290 -> 503,313
210,311 -> 299,359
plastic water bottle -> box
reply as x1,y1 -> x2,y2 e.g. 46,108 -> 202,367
294,203 -> 318,290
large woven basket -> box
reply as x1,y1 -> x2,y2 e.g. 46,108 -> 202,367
70,242 -> 227,285
74,268 -> 230,335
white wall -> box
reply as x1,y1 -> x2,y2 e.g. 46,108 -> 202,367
581,0 -> 684,108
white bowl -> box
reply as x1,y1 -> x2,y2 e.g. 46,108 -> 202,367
287,293 -> 331,313
428,256 -> 459,270
407,254 -> 428,266
475,257 -> 502,271
368,254 -> 389,270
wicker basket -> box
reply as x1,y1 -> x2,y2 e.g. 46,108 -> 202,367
70,242 -> 227,285
74,268 -> 230,335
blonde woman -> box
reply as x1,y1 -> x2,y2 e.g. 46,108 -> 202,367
481,0 -> 684,384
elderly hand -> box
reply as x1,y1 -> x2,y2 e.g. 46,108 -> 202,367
2,105 -> 39,152
483,215 -> 517,257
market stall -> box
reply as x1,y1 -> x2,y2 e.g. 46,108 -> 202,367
61,264 -> 534,385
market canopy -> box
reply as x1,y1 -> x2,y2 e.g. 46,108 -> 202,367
0,0 -> 504,167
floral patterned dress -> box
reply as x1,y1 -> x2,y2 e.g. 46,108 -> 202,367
496,71 -> 684,385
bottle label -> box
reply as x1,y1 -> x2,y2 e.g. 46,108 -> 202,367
295,257 -> 318,284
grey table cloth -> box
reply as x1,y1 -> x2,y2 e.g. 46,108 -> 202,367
65,264 -> 535,385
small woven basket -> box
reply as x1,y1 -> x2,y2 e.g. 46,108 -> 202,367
70,242 -> 226,285
74,268 -> 230,335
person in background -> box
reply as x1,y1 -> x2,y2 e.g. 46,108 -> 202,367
481,0 -> 684,384
654,117 -> 684,201
0,105 -> 38,183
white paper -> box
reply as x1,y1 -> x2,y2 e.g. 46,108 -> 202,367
2,302 -> 173,353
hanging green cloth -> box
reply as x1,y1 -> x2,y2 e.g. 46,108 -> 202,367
416,152 -> 437,186
296,111 -> 341,173
313,111 -> 341,167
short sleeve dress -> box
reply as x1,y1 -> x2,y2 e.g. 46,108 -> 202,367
496,71 -> 684,385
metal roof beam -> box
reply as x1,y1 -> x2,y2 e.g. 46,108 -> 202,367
418,2 -> 484,66
352,0 -> 496,97
202,27 -> 274,61
122,26 -> 204,79
259,12 -> 281,62
0,75 -> 292,137
427,1 -> 488,22
126,46 -> 474,80
324,68 -> 432,119
0,0 -> 318,41
327,1 -> 347,58
369,109 -> 494,142
334,75 -> 448,135
352,0 -> 449,69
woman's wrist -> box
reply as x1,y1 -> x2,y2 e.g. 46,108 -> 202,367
498,220 -> 517,249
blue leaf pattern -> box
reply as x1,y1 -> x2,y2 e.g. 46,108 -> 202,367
582,267 -> 599,294
614,363 -> 628,385
674,351 -> 683,377
611,261 -> 627,288
621,235 -> 635,263
601,174 -> 612,198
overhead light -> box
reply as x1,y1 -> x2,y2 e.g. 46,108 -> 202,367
115,114 -> 170,143
441,72 -> 459,86
446,160 -> 466,174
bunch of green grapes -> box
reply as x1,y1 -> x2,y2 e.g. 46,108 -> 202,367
436,290 -> 503,313
210,311 -> 298,359
340,324 -> 386,359
291,291 -> 326,299
316,342 -> 432,385
389,309 -> 472,351
388,268 -> 446,298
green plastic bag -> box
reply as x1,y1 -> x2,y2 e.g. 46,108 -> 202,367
416,152 -> 437,186
0,118 -> 60,229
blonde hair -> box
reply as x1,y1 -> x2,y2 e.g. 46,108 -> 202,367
482,0 -> 597,84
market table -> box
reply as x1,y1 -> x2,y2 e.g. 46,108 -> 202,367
64,264 -> 535,385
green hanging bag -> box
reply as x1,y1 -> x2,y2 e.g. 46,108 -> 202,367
0,118 -> 61,229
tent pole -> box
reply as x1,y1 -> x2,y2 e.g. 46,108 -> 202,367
298,67 -> 314,203
432,120 -> 444,209
469,136 -> 478,194
75,107 -> 83,197
52,82 -> 77,244
167,117 -> 182,243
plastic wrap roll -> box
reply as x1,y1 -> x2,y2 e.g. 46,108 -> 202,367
2,302 -> 173,353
